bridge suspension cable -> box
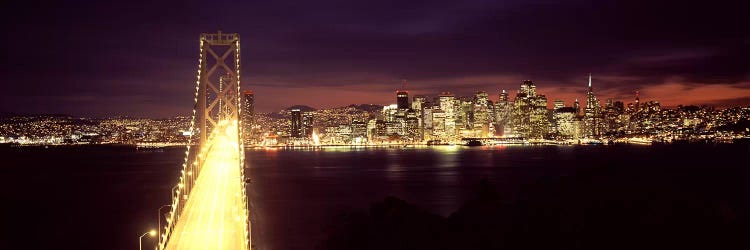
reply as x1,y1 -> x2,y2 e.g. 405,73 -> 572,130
157,31 -> 249,250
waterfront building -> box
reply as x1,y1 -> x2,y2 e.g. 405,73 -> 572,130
302,112 -> 314,138
456,96 -> 473,132
412,96 -> 426,140
604,99 -> 626,134
405,109 -> 420,141
583,74 -> 604,138
290,109 -> 302,138
382,104 -> 398,122
422,106 -> 434,140
438,92 -> 456,138
473,91 -> 491,137
351,121 -> 368,143
553,107 -> 580,139
512,80 -> 550,139
431,109 -> 446,139
366,119 -> 377,141
495,90 -> 513,136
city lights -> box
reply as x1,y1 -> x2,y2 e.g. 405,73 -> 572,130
3,1 -> 748,248
235,78 -> 750,147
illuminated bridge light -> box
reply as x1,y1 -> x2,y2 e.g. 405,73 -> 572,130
164,121 -> 248,250
159,31 -> 249,250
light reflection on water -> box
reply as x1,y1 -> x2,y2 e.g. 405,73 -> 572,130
2,144 -> 743,250
243,144 -> 750,250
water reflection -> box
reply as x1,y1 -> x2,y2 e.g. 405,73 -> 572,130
385,149 -> 405,181
225,144 -> 750,249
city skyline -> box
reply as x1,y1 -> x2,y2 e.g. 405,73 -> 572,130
5,73 -> 749,146
2,0 -> 748,117
2,2 -> 748,250
1,74 -> 747,119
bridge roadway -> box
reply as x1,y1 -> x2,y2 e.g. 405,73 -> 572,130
165,123 -> 248,250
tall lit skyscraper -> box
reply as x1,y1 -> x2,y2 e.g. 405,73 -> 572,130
422,106 -> 434,139
474,91 -> 489,107
290,109 -> 302,138
473,91 -> 490,136
457,96 -> 473,131
499,89 -> 509,103
302,112 -> 314,138
431,109 -> 446,137
553,107 -> 579,139
495,89 -> 513,136
438,92 -> 456,138
512,80 -> 549,139
396,91 -> 409,110
412,96 -> 425,111
405,109 -> 420,140
412,96 -> 426,140
584,74 -> 603,137
242,90 -> 254,142
604,99 -> 625,133
520,80 -> 536,96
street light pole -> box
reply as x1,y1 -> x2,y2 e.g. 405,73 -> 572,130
139,230 -> 156,250
157,204 -> 171,247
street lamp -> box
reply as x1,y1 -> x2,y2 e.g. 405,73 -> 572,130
139,229 -> 156,250
157,205 -> 171,246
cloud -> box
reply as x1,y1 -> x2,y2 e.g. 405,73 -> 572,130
1,0 -> 748,115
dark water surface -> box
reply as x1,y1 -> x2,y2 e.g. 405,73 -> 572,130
0,144 -> 748,249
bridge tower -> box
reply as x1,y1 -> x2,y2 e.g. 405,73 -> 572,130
196,30 -> 242,145
158,31 -> 249,250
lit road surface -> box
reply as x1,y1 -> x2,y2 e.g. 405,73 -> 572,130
165,122 -> 249,250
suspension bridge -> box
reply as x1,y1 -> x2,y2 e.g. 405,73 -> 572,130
155,31 -> 251,250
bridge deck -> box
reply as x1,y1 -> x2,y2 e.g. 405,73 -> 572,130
165,124 -> 248,250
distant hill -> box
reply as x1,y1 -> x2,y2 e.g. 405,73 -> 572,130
0,112 -> 72,118
346,104 -> 383,113
285,105 -> 317,112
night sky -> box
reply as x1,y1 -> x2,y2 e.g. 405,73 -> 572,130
2,0 -> 748,117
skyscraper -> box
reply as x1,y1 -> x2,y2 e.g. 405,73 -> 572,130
604,99 -> 625,133
396,91 -> 409,110
583,74 -> 603,137
512,80 -> 549,139
242,90 -> 254,143
351,121 -> 368,143
473,91 -> 490,137
302,112 -> 314,138
553,107 -> 579,139
520,80 -> 536,96
438,92 -> 456,138
412,96 -> 425,112
405,109 -> 420,141
499,89 -> 509,103
412,95 -> 426,140
290,109 -> 302,138
495,89 -> 513,136
456,96 -> 473,131
422,106 -> 434,140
